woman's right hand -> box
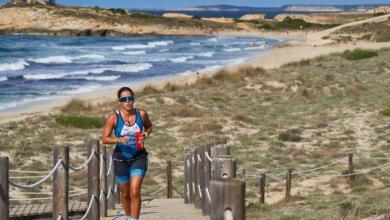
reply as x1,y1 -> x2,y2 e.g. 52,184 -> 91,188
118,137 -> 130,143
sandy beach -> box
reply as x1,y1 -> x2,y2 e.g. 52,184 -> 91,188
0,30 -> 389,124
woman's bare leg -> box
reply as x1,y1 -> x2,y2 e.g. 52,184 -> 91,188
130,175 -> 144,218
118,182 -> 131,216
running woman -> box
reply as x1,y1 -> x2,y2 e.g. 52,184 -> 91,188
102,87 -> 153,220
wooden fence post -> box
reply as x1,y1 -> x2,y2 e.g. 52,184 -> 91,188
210,179 -> 245,220
166,160 -> 172,198
88,139 -> 100,220
100,145 -> 107,217
184,148 -> 192,204
285,169 -> 292,202
53,145 -> 69,220
194,147 -> 202,209
191,149 -> 197,206
240,168 -> 245,180
115,182 -> 120,205
213,156 -> 236,180
348,153 -> 354,182
203,145 -> 211,215
259,173 -> 265,204
0,156 -> 9,220
107,149 -> 115,210
213,145 -> 230,157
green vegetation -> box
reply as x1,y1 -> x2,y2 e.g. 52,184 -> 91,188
380,107 -> 390,116
251,17 -> 336,31
55,115 -> 105,129
335,19 -> 390,43
342,49 -> 379,60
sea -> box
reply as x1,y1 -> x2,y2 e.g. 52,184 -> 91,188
0,35 -> 280,112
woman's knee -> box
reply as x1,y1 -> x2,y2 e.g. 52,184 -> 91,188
130,187 -> 140,199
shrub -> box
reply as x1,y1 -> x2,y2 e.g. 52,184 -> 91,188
278,130 -> 302,142
56,115 -> 105,129
380,107 -> 390,116
342,49 -> 378,60
60,99 -> 93,113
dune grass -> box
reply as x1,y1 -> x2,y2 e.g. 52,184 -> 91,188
342,49 -> 379,60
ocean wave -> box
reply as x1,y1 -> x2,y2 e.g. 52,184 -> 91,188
148,40 -> 173,47
159,49 -> 170,52
208,38 -> 218,42
190,42 -> 201,46
243,45 -> 268,50
0,59 -> 29,72
0,96 -> 51,112
23,72 -> 68,80
112,44 -> 154,51
29,54 -> 105,64
0,76 -> 7,81
71,63 -> 153,75
197,52 -> 215,57
122,51 -> 146,55
169,56 -> 194,63
64,84 -> 102,95
82,75 -> 120,81
223,48 -> 242,52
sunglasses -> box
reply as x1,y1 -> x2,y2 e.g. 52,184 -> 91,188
118,96 -> 134,102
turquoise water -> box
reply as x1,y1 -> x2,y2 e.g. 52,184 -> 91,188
0,35 -> 279,112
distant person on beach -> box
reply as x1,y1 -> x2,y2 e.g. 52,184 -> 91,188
102,87 -> 153,220
196,72 -> 200,82
252,39 -> 256,47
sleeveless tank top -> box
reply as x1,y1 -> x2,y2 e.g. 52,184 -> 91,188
114,109 -> 144,159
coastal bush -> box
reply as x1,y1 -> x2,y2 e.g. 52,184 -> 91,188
278,130 -> 302,142
275,17 -> 334,30
342,49 -> 378,60
55,115 -> 105,129
109,8 -> 127,15
60,98 -> 93,113
380,107 -> 390,116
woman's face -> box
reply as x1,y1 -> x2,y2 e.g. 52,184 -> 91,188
118,90 -> 134,111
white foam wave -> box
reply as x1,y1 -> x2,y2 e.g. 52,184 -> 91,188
169,56 -> 194,63
0,59 -> 29,72
122,51 -> 146,55
244,45 -> 268,50
112,44 -> 154,51
64,84 -> 102,95
71,63 -> 153,75
24,72 -> 68,80
190,42 -> 201,46
159,49 -> 170,52
30,54 -> 105,64
0,76 -> 7,81
0,96 -> 51,111
198,52 -> 214,57
82,75 -> 120,81
148,40 -> 173,47
223,48 -> 241,52
208,38 -> 218,42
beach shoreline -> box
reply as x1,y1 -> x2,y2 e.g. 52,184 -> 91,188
0,31 -> 389,124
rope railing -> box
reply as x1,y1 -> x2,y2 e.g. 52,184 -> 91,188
69,152 -> 94,171
76,194 -> 96,220
224,209 -> 234,220
9,159 -> 63,189
106,156 -> 113,176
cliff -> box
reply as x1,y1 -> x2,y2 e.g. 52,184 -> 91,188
239,13 -> 266,21
274,13 -> 375,25
0,5 -> 237,36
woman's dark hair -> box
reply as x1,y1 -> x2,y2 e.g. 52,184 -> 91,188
117,87 -> 134,98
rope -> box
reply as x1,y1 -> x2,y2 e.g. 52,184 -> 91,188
205,152 -> 213,162
77,195 -> 96,220
106,156 -> 113,176
9,170 -> 49,174
224,209 -> 234,220
197,184 -> 202,198
10,196 -> 52,201
186,159 -> 190,168
69,191 -> 88,197
172,187 -> 185,199
99,154 -> 104,179
99,190 -> 104,202
197,154 -> 202,162
9,159 -> 63,189
57,215 -> 62,220
9,175 -> 47,179
69,152 -> 94,171
186,183 -> 190,201
326,161 -> 390,177
292,158 -> 347,175
148,164 -> 167,170
106,185 -> 113,199
205,187 -> 211,203
146,186 -> 167,196
173,166 -> 185,173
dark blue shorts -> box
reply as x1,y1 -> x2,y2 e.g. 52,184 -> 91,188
113,153 -> 148,183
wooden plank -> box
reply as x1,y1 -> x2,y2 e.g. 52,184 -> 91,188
88,139 -> 100,220
0,156 -> 9,220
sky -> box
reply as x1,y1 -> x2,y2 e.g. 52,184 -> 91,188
1,0 -> 389,9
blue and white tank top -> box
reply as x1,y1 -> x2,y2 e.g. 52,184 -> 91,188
114,109 -> 144,159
